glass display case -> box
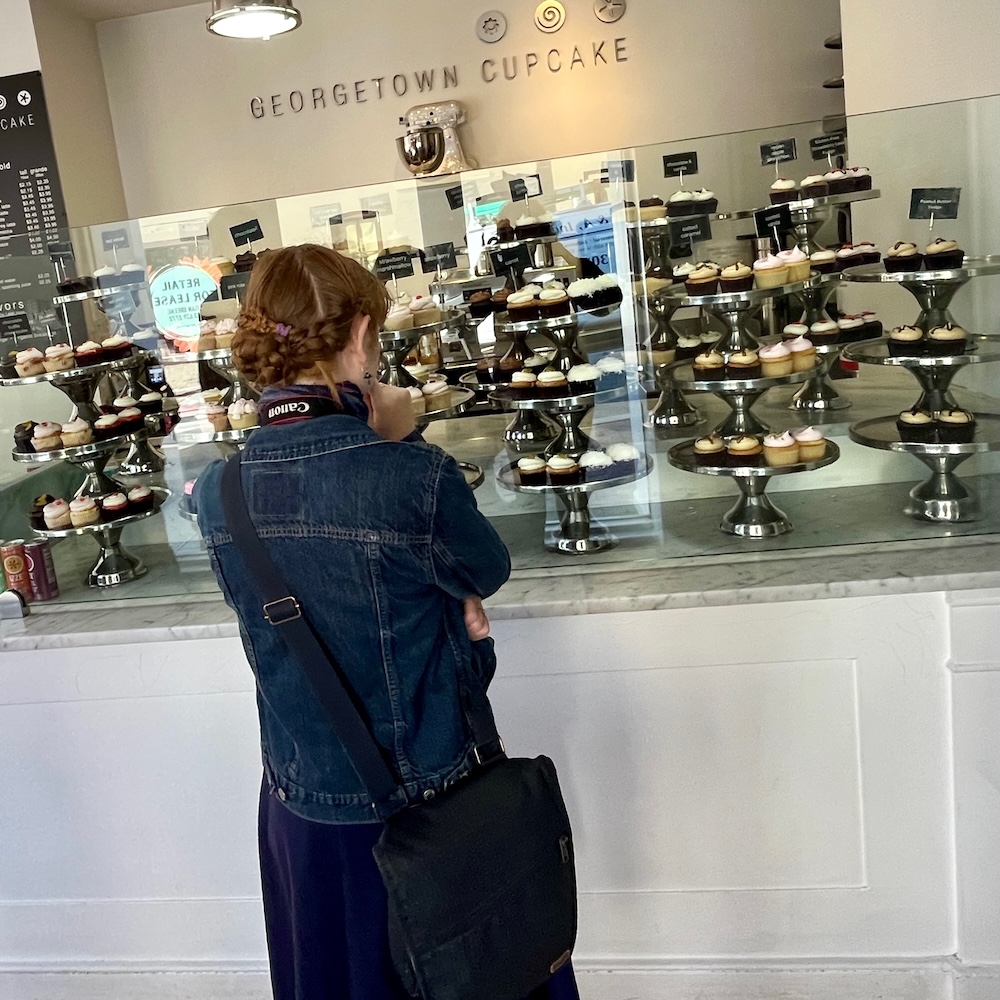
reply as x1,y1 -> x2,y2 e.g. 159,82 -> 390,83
1,99 -> 997,606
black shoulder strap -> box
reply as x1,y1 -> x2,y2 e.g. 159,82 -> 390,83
218,452 -> 504,815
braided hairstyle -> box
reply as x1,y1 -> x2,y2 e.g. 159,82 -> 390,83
232,245 -> 389,388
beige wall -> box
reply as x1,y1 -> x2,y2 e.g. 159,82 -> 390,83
0,0 -> 40,76
841,0 -> 1000,115
28,0 -> 127,227
97,0 -> 843,218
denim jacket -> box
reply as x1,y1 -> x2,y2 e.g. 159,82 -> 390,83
195,384 -> 511,823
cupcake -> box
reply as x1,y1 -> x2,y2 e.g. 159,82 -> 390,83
836,245 -> 865,271
759,341 -> 793,377
788,336 -> 817,372
409,296 -> 441,326
837,316 -> 866,343
509,370 -> 538,396
595,355 -> 627,376
685,264 -> 720,297
777,247 -> 810,282
70,496 -> 100,528
407,386 -> 425,414
29,494 -> 57,530
691,188 -> 718,214
101,493 -> 129,521
546,454 -> 582,485
884,241 -> 923,272
854,241 -> 881,266
666,189 -> 696,217
638,197 -> 666,222
936,409 -> 976,444
514,215 -> 539,240
113,394 -> 139,413
792,426 -> 827,461
727,435 -> 763,467
605,442 -> 640,474
538,287 -> 571,318
763,431 -> 800,467
117,407 -> 144,433
94,414 -> 122,440
61,418 -> 93,448
535,369 -> 569,395
924,238 -> 964,270
769,177 -> 798,204
782,322 -> 810,340
720,262 -> 753,293
809,249 -> 837,274
383,304 -> 414,331
137,392 -> 163,415
927,323 -> 968,356
824,168 -> 851,195
127,485 -> 155,513
800,174 -> 828,198
897,408 -> 935,443
692,349 -> 725,379
197,321 -> 218,351
846,166 -> 872,191
675,334 -> 703,361
726,349 -> 761,379
234,251 -> 257,273
590,275 -> 623,310
808,319 -> 840,345
32,422 -> 63,452
693,434 -> 726,467
0,350 -> 18,380
94,265 -> 121,289
859,311 -> 882,338
15,348 -> 46,378
422,379 -> 452,410
578,451 -> 615,481
101,335 -> 133,361
535,213 -> 555,237
14,421 -> 36,453
43,498 -> 72,530
120,263 -> 147,286
490,288 -> 511,312
752,254 -> 789,288
228,399 -> 260,430
215,318 -> 239,349
887,325 -> 925,357
567,364 -> 601,394
496,218 -> 514,242
468,290 -> 493,319
672,262 -> 695,284
75,341 -> 105,366
206,403 -> 229,432
516,456 -> 548,485
506,289 -> 539,322
43,344 -> 76,373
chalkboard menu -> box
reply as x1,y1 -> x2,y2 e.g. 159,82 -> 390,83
0,72 -> 68,259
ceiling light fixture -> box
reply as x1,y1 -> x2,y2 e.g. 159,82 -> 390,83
206,1 -> 302,40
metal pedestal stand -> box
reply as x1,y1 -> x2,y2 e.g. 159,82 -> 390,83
781,189 -> 881,256
786,275 -> 852,411
495,314 -> 586,373
643,292 -> 702,433
668,442 -> 840,537
11,434 -> 139,498
459,372 -> 560,454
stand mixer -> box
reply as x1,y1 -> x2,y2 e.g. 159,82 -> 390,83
396,101 -> 474,177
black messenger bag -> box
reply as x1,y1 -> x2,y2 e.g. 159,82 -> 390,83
220,453 -> 577,1000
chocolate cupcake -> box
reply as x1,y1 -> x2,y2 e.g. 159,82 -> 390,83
13,420 -> 36,453
675,334 -> 702,361
537,288 -> 571,318
685,264 -> 720,297
234,251 -> 257,273
884,241 -> 923,273
516,456 -> 547,485
546,454 -> 582,485
29,494 -> 57,531
468,290 -> 493,318
566,363 -> 601,394
769,178 -> 798,204
824,168 -> 852,195
897,409 -> 936,443
800,174 -> 828,199
578,451 -> 615,481
127,485 -> 155,513
720,262 -> 753,293
936,409 -> 976,444
505,289 -> 539,322
692,349 -> 725,379
846,166 -> 873,191
491,288 -> 511,312
726,349 -> 761,379
693,434 -> 726,467
924,238 -> 964,270
927,323 -> 967,356
727,435 -> 763,468
887,325 -> 925,357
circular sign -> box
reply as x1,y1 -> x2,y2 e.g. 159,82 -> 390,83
594,0 -> 626,23
535,1 -> 566,32
149,262 -> 220,341
476,10 -> 507,43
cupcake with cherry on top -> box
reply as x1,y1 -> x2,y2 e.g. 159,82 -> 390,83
763,432 -> 800,467
69,496 -> 100,528
787,336 -> 817,372
809,249 -> 837,274
808,318 -> 840,346
792,426 -> 826,461
32,422 -> 63,452
43,498 -> 72,530
777,247 -> 811,283
61,418 -> 93,448
782,322 -> 810,341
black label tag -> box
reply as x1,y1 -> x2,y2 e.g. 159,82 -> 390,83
422,242 -> 457,271
101,228 -> 130,251
373,250 -> 416,280
220,272 -> 252,300
909,187 -> 961,220
260,393 -> 344,426
230,218 -> 264,247
754,203 -> 793,238
309,204 -> 342,227
810,130 -> 847,160
760,138 -> 798,166
601,159 -> 636,183
361,193 -> 393,216
509,174 -> 542,202
668,214 -> 712,245
663,151 -> 699,177
0,313 -> 31,338
445,185 -> 465,211
489,243 -> 532,279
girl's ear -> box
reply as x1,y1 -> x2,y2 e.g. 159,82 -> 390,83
349,313 -> 372,362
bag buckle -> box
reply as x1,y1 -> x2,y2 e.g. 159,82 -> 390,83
263,596 -> 302,625
473,737 -> 505,766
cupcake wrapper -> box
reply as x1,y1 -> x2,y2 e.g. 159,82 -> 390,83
848,176 -> 873,192
695,452 -> 725,468
925,339 -> 966,357
666,203 -> 698,217
936,423 -> 975,444
888,339 -> 927,357
516,471 -> 547,486
800,183 -> 828,199
926,250 -> 964,270
810,261 -> 837,274
720,276 -> 753,293
826,178 -> 853,195
896,421 -> 936,443
769,191 -> 798,204
726,364 -> 762,380
884,256 -> 923,273
685,278 -> 720,297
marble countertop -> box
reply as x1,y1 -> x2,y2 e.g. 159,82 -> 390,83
4,534 -> 998,652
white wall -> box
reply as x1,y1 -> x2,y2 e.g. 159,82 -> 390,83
28,0 -> 127,227
0,0 -> 41,76
96,0 -> 843,218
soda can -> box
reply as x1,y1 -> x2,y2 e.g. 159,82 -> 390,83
25,539 -> 59,602
1,540 -> 31,603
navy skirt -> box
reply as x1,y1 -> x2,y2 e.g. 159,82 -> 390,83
259,779 -> 581,1000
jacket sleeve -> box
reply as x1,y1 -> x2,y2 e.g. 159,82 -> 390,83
430,452 -> 511,599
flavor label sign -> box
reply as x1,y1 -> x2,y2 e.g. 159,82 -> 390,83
601,159 -> 635,183
489,242 -> 532,279
101,228 -> 130,251
0,313 -> 31,338
760,138 -> 797,166
150,262 -> 220,340
663,151 -> 699,177
668,215 -> 712,246
754,203 -> 792,238
810,130 -> 847,160
230,218 -> 264,246
422,242 -> 457,271
445,185 -> 465,210
373,250 -> 416,280
909,188 -> 961,220
509,175 -> 542,202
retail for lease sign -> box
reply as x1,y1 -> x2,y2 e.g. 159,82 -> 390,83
150,261 -> 220,340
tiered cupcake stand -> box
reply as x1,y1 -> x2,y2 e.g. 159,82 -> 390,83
159,345 -> 255,405
642,290 -> 702,432
0,352 -> 166,587
379,312 -> 468,388
786,273 -> 852,411
782,189 -> 881,255
842,257 -> 1000,522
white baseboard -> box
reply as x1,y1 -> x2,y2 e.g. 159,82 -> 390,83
2,959 -> 997,1000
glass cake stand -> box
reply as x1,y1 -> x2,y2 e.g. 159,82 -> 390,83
849,414 -> 1000,523
840,256 -> 1000,331
668,441 -> 840,538
12,431 -> 144,498
497,456 -> 653,554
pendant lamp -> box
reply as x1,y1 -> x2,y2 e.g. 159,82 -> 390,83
207,1 -> 302,39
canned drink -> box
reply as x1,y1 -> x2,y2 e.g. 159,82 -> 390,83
24,539 -> 59,602
1,540 -> 31,603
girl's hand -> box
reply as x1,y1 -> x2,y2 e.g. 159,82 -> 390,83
463,596 -> 490,641
365,379 -> 416,442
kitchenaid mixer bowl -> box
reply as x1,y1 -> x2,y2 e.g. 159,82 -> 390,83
396,127 -> 447,175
